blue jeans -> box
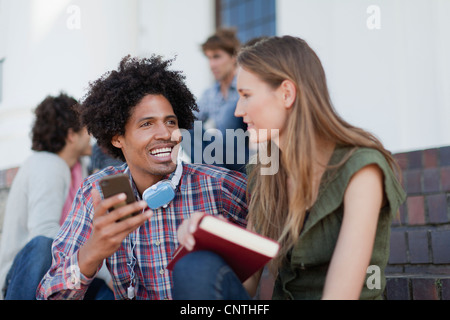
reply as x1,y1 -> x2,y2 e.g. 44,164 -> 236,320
172,250 -> 251,300
4,236 -> 114,300
4,236 -> 53,300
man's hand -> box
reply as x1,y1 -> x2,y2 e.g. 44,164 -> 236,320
78,189 -> 153,278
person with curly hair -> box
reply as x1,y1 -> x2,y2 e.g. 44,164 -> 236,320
0,93 -> 94,299
37,55 -> 248,300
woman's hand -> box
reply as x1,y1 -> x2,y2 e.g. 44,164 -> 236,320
176,212 -> 205,251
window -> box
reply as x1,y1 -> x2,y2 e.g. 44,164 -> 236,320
217,0 -> 276,44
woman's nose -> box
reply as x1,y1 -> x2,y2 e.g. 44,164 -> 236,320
234,98 -> 246,118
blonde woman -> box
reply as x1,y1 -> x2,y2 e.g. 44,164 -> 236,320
173,36 -> 406,300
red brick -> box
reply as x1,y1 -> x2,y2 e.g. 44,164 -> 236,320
441,167 -> 450,192
440,146 -> 450,166
385,277 -> 411,300
404,170 -> 422,194
407,196 -> 425,225
411,278 -> 439,300
423,168 -> 440,193
389,230 -> 408,264
440,278 -> 450,300
423,148 -> 438,168
427,194 -> 448,224
408,150 -> 423,170
394,153 -> 409,171
408,230 -> 430,263
431,229 -> 450,264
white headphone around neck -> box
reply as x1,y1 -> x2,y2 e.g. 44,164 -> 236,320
142,154 -> 183,210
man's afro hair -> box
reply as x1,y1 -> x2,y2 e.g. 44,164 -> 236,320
77,55 -> 198,162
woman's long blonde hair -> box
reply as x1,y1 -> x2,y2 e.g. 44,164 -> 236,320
238,36 -> 399,271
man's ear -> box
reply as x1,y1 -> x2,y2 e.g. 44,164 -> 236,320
111,134 -> 123,149
66,128 -> 76,144
280,80 -> 297,109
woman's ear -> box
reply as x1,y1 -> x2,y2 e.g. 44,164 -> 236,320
281,80 -> 297,109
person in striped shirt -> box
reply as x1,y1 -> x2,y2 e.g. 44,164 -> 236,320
36,55 -> 248,300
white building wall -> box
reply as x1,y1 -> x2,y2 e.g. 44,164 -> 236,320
277,0 -> 450,154
1,0 -> 449,170
136,0 -> 214,99
0,0 -> 214,170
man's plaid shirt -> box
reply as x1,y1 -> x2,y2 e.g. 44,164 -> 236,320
37,162 -> 248,300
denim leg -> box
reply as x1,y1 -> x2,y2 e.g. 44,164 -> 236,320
92,281 -> 115,300
84,278 -> 115,300
4,236 -> 53,300
172,250 -> 251,300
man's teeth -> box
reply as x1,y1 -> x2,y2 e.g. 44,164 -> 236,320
150,147 -> 172,157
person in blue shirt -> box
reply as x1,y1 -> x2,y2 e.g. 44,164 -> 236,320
187,28 -> 250,173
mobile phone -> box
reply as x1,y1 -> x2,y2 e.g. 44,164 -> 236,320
99,174 -> 140,221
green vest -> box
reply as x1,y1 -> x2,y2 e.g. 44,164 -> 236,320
272,146 -> 406,300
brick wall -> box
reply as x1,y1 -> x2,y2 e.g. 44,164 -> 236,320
1,146 -> 450,299
258,146 -> 450,300
385,146 -> 450,300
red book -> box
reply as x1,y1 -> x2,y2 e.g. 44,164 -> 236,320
166,215 -> 280,282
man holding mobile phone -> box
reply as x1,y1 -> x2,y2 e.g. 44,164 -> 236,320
36,55 -> 248,300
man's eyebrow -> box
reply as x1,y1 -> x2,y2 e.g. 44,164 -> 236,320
164,115 -> 178,122
137,114 -> 178,122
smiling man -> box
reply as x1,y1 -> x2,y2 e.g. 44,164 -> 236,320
36,55 -> 248,300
